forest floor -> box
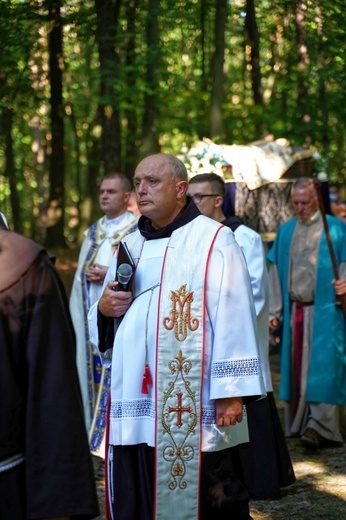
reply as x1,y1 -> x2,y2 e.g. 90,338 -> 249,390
250,350 -> 346,519
55,247 -> 346,520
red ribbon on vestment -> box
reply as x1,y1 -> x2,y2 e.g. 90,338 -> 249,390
141,363 -> 153,394
292,301 -> 313,414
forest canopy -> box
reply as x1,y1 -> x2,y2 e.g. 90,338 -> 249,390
0,0 -> 345,245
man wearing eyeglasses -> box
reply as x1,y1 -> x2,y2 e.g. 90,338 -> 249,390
188,173 -> 295,499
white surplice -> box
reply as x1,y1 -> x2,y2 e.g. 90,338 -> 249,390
89,216 -> 265,452
70,211 -> 138,451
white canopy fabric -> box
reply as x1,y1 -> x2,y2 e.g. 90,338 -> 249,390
183,137 -> 314,190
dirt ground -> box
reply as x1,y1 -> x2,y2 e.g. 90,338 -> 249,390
55,249 -> 346,520
250,351 -> 346,519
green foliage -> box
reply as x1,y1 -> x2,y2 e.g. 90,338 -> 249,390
1,0 -> 346,241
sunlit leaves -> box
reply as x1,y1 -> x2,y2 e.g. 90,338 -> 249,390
1,0 -> 346,239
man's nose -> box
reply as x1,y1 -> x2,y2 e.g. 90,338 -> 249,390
136,181 -> 147,194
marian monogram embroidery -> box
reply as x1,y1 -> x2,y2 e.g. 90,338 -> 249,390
163,284 -> 199,342
161,350 -> 197,490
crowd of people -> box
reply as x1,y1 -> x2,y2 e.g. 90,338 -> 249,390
1,153 -> 345,520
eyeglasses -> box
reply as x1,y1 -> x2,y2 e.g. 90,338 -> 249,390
189,194 -> 219,204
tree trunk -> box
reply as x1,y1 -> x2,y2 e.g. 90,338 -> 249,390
245,0 -> 263,105
1,106 -> 22,234
141,0 -> 160,156
95,0 -> 122,174
209,0 -> 228,139
200,0 -> 208,92
124,0 -> 140,177
295,0 -> 311,144
45,0 -> 66,247
87,133 -> 102,223
315,3 -> 329,161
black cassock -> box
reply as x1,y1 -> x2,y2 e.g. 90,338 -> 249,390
0,229 -> 99,520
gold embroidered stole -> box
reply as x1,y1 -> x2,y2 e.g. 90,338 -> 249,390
154,219 -> 223,519
86,217 -> 137,269
87,215 -> 138,457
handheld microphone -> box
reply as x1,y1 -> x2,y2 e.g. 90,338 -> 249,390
114,263 -> 133,291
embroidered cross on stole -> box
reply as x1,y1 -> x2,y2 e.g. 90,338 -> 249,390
154,220 -> 223,520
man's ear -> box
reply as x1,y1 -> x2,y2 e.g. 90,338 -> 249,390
215,195 -> 224,208
176,180 -> 188,199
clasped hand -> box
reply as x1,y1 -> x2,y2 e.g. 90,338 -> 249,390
98,281 -> 133,318
215,397 -> 243,427
85,263 -> 108,284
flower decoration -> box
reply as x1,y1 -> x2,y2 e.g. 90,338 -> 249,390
179,139 -> 232,179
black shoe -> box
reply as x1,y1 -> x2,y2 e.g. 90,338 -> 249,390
301,428 -> 321,449
320,438 -> 343,449
301,428 -> 343,450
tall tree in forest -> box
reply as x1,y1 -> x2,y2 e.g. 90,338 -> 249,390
64,5 -> 104,230
244,0 -> 266,138
209,0 -> 228,139
124,0 -> 140,176
1,106 -> 22,234
244,0 -> 263,105
0,0 -> 36,233
315,3 -> 329,161
200,0 -> 209,94
141,0 -> 160,155
95,0 -> 122,174
45,0 -> 66,247
295,0 -> 311,144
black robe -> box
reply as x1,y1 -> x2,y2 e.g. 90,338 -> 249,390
222,216 -> 295,498
0,229 -> 99,520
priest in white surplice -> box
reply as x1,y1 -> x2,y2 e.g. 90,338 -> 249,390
88,154 -> 265,520
69,172 -> 138,458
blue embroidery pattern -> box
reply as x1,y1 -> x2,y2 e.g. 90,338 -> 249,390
110,399 -> 156,420
109,399 -> 232,425
211,357 -> 261,378
202,405 -> 216,424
